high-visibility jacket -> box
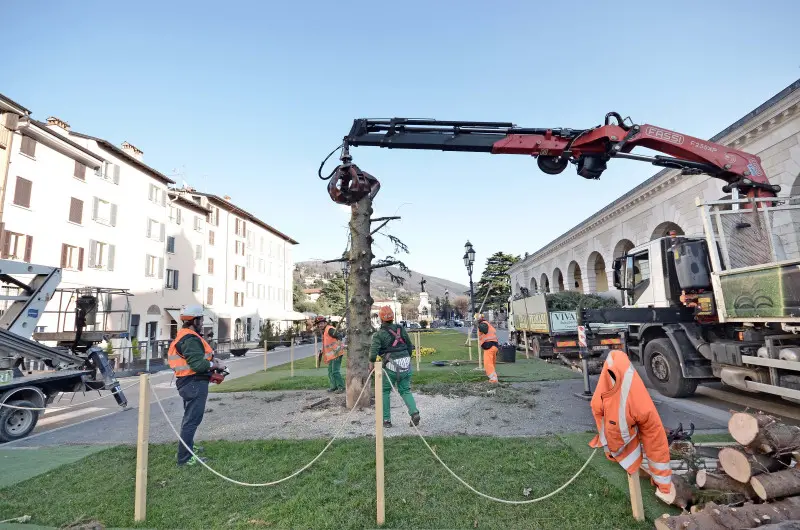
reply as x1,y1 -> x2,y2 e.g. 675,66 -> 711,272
167,328 -> 214,378
322,325 -> 344,362
588,349 -> 673,493
478,321 -> 498,346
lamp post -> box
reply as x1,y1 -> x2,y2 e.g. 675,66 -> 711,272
464,241 -> 476,337
444,289 -> 450,322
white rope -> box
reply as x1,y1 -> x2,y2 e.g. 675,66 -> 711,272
151,369 -> 375,487
382,367 -> 598,504
0,381 -> 139,411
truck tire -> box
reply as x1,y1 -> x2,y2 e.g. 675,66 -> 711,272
0,400 -> 39,443
644,338 -> 698,398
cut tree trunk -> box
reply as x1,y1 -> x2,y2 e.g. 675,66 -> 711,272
751,468 -> 800,501
654,497 -> 800,530
345,195 -> 374,409
718,447 -> 791,483
729,412 -> 800,456
656,475 -> 696,508
696,470 -> 756,503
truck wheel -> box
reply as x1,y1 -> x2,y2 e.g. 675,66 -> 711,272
0,400 -> 39,442
644,338 -> 698,398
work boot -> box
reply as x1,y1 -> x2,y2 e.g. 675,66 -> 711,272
383,420 -> 392,428
334,388 -> 345,394
327,388 -> 337,393
178,455 -> 208,467
193,445 -> 204,454
410,412 -> 420,427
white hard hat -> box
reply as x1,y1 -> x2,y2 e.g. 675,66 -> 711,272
180,304 -> 204,321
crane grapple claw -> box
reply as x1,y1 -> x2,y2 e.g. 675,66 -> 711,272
327,163 -> 381,205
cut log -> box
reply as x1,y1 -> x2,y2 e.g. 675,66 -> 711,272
718,447 -> 791,483
696,469 -> 755,498
751,468 -> 800,501
654,497 -> 800,530
729,412 -> 800,456
655,475 -> 695,509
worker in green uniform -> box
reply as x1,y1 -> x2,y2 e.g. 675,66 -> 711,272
369,305 -> 420,428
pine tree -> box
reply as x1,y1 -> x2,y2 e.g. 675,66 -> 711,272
475,252 -> 521,312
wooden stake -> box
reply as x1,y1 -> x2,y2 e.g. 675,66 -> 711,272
628,471 -> 644,522
468,338 -> 473,361
134,374 -> 151,522
415,331 -> 420,372
290,340 -> 295,377
375,366 -> 385,526
523,330 -> 530,360
264,341 -> 268,371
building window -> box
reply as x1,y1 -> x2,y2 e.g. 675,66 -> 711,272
247,282 -> 254,296
145,254 -> 163,278
247,230 -> 254,249
148,184 -> 161,204
2,231 -> 33,262
74,160 -> 87,181
60,244 -> 84,271
207,206 -> 220,226
259,259 -> 265,273
247,255 -> 253,268
208,258 -> 214,274
97,161 -> 120,184
20,136 -> 36,157
234,292 -> 244,307
260,236 -> 264,254
92,197 -> 117,226
258,284 -> 265,299
166,236 -> 175,254
208,230 -> 215,245
195,244 -> 202,260
13,177 -> 32,208
192,274 -> 200,293
278,288 -> 283,302
168,205 -> 182,224
68,197 -> 83,224
194,216 -> 203,232
165,269 -> 179,289
268,286 -> 273,300
234,218 -> 246,237
88,240 -> 115,271
207,287 -> 214,305
146,218 -> 165,241
235,265 -> 246,281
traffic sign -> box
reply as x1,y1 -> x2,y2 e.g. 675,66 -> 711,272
577,325 -> 587,348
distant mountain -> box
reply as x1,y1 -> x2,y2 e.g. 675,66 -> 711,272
295,260 -> 469,301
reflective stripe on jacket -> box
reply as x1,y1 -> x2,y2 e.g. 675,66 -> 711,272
588,349 -> 673,493
323,325 -> 344,362
168,328 -> 213,378
478,322 -> 498,346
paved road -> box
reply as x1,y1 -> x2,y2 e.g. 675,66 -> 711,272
8,343 -> 319,444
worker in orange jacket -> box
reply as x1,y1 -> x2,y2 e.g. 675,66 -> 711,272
589,349 -> 674,497
475,313 -> 499,383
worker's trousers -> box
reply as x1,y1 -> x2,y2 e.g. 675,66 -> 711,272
327,356 -> 345,390
382,367 -> 418,422
176,377 -> 209,464
483,346 -> 498,383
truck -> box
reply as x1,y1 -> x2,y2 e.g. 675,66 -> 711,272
508,291 -> 625,372
582,195 -> 800,402
0,261 -> 129,442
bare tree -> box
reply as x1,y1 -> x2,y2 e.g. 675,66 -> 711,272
453,296 -> 470,318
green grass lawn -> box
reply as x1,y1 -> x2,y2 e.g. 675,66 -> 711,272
216,330 -> 579,393
0,435 -> 661,530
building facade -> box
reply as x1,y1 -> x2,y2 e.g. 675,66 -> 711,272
0,94 -> 299,363
507,79 -> 800,303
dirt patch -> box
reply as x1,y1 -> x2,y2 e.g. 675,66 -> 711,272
417,381 -> 538,408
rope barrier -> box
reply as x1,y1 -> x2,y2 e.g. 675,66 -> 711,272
151,369 -> 376,487
0,381 -> 140,411
381,367 -> 598,504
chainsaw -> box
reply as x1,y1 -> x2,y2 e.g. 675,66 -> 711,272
209,367 -> 229,385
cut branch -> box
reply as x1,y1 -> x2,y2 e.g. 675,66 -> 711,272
371,259 -> 401,271
370,216 -> 401,223
386,234 -> 409,254
370,220 -> 393,236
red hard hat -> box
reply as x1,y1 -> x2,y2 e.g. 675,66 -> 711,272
379,306 -> 394,322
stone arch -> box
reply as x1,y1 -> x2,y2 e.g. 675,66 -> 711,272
540,273 -> 550,293
587,251 -> 608,293
650,221 -> 685,240
567,261 -> 583,291
529,277 -> 538,292
552,268 -> 564,292
147,304 -> 160,315
613,239 -> 635,258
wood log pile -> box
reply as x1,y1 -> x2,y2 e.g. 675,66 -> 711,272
655,412 -> 800,529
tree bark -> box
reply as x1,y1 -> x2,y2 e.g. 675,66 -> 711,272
345,195 -> 374,409
697,470 -> 756,499
718,447 -> 791,483
656,474 -> 696,509
654,497 -> 800,530
751,468 -> 800,501
729,412 -> 800,456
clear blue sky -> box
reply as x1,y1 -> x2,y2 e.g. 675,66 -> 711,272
3,0 -> 799,285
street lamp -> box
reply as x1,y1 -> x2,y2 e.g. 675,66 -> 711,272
464,241 -> 476,336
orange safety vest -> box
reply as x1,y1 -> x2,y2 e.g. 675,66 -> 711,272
478,321 -> 498,346
168,328 -> 214,378
588,349 -> 673,493
322,325 -> 344,362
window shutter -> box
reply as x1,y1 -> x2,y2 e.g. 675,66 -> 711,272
146,219 -> 152,239
209,231 -> 214,245
78,247 -> 84,271
21,136 -> 36,157
24,235 -> 32,262
61,244 -> 68,268
110,204 -> 118,227
148,185 -> 154,202
242,267 -> 246,281
167,236 -> 175,253
92,197 -> 99,220
145,255 -> 150,276
207,287 -> 213,305
173,270 -> 179,289
208,258 -> 214,274
74,161 -> 86,180
88,240 -> 97,268
113,165 -> 120,184
107,245 -> 115,271
242,221 -> 246,235
14,177 -> 32,208
176,209 -> 182,225
69,198 -> 83,224
159,223 -> 165,242
161,191 -> 166,207
158,257 -> 164,279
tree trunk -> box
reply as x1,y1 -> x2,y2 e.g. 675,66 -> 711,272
697,470 -> 756,499
729,412 -> 800,456
718,447 -> 791,483
656,474 -> 696,508
654,497 -> 800,530
751,468 -> 800,501
345,195 -> 374,409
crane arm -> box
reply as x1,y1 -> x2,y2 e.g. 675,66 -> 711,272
326,113 -> 780,205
